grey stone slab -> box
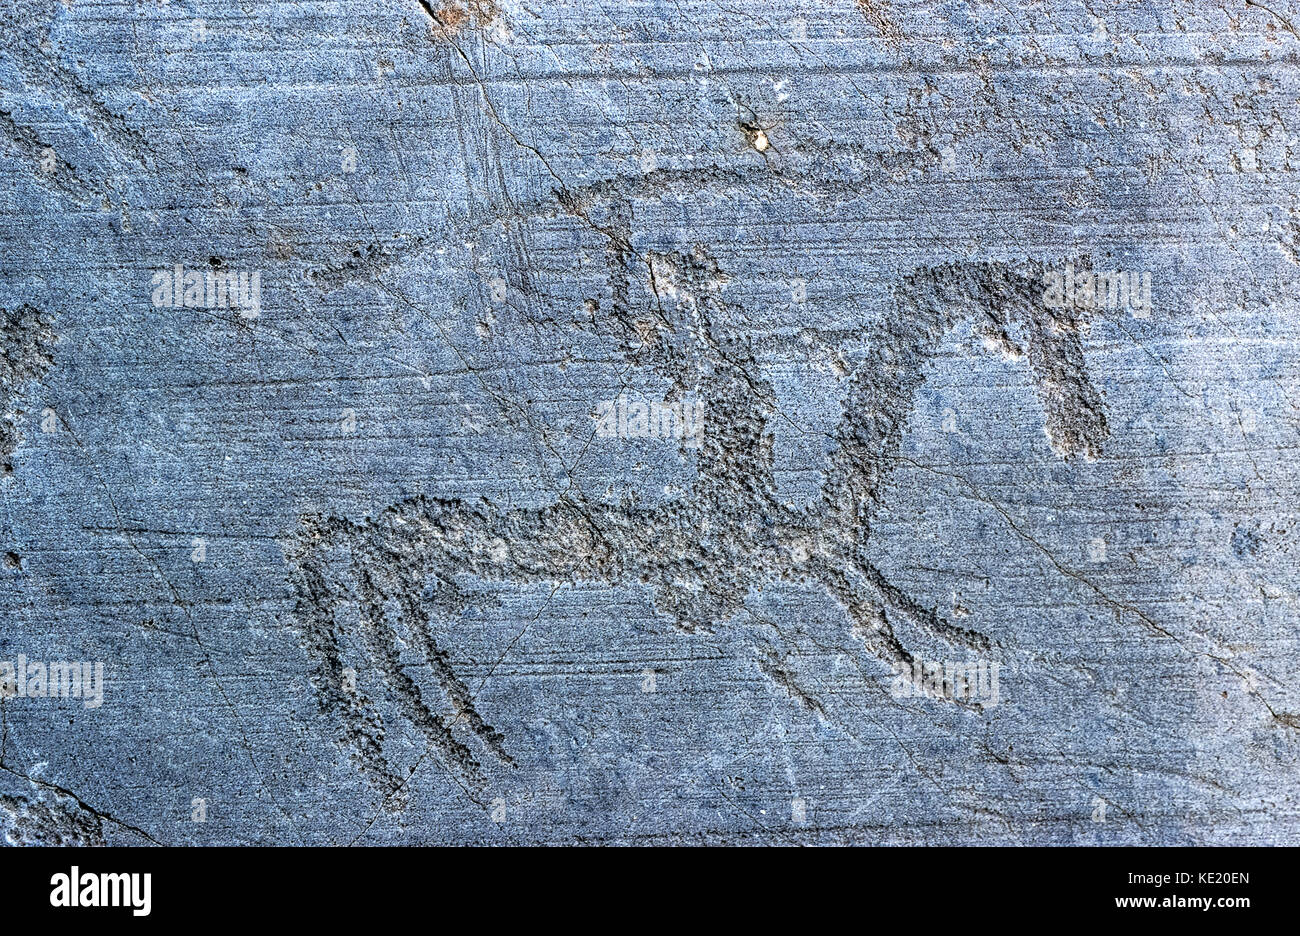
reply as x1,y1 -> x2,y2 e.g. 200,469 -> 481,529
0,0 -> 1296,845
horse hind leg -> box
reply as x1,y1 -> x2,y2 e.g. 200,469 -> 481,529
391,571 -> 515,767
349,561 -> 491,789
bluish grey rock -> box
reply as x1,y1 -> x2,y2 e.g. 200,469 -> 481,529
0,0 -> 1297,845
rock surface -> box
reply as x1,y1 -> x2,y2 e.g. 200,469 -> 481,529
0,0 -> 1297,844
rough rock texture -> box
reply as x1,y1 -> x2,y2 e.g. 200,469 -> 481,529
0,0 -> 1297,845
